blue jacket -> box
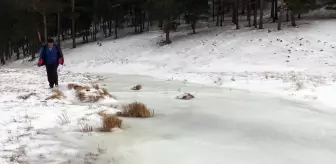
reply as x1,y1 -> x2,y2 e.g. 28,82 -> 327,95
39,44 -> 63,65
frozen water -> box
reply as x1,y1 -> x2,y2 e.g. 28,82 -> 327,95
88,74 -> 336,164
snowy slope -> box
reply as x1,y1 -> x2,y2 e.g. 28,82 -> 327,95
0,68 -> 119,163
60,20 -> 336,109
2,19 -> 336,163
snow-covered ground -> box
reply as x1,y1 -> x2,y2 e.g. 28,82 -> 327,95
58,19 -> 336,109
92,74 -> 336,164
0,68 -> 120,163
1,19 -> 336,163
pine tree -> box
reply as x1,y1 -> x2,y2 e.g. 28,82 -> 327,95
183,0 -> 209,34
285,0 -> 318,26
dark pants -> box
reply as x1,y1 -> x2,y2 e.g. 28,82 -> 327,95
46,64 -> 59,87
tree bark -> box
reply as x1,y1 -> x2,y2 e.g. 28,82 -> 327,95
275,0 -> 278,20
253,0 -> 257,28
278,0 -> 283,30
109,19 -> 112,36
220,0 -> 224,27
247,0 -> 251,27
259,0 -> 263,29
286,9 -> 289,21
115,8 -> 118,38
271,0 -> 275,19
57,12 -> 61,47
71,0 -> 76,48
236,0 -> 240,29
165,31 -> 171,44
192,20 -> 196,34
232,4 -> 235,23
0,48 -> 5,65
241,0 -> 245,15
43,15 -> 47,42
291,11 -> 296,26
213,0 -> 215,22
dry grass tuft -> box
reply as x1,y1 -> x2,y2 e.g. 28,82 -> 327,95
68,83 -> 90,91
75,85 -> 115,102
99,115 -> 122,132
76,89 -> 104,102
46,89 -> 66,100
118,102 -> 153,118
92,84 -> 100,90
17,93 -> 37,100
131,84 -> 142,91
78,123 -> 94,132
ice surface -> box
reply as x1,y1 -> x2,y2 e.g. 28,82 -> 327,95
90,74 -> 336,164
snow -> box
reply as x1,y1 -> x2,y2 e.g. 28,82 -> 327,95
0,68 -> 120,163
57,19 -> 336,109
1,19 -> 336,163
90,74 -> 336,164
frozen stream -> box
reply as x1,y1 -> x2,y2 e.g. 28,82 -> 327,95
89,74 -> 336,164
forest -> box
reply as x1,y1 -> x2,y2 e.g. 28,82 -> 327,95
0,0 -> 335,65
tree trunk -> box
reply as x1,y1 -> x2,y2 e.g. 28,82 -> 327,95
108,20 -> 111,36
143,12 -> 146,31
165,31 -> 171,44
221,1 -> 224,23
71,0 -> 76,48
5,42 -> 10,60
16,47 -> 20,60
57,12 -> 61,47
259,0 -> 263,29
275,0 -> 278,20
278,0 -> 283,30
213,0 -> 215,22
253,0 -> 257,28
232,4 -> 235,23
271,0 -> 274,19
192,20 -> 196,34
247,0 -> 251,27
236,0 -> 240,29
1,54 -> 5,65
30,42 -> 36,60
286,9 -> 289,21
43,15 -> 47,42
115,9 -> 118,39
0,49 -> 5,65
159,19 -> 163,30
221,0 -> 224,27
241,0 -> 245,15
291,11 -> 296,26
147,14 -> 150,31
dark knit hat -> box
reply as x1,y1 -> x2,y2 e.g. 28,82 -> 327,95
47,38 -> 54,43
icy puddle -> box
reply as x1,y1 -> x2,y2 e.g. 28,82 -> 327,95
90,74 -> 336,164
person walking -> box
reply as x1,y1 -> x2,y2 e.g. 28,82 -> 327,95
37,39 -> 64,88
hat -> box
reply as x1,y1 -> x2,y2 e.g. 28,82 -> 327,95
47,38 -> 54,43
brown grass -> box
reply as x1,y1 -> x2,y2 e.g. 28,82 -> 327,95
76,90 -> 104,102
99,115 -> 122,132
131,84 -> 142,91
75,85 -> 116,102
68,83 -> 90,91
46,89 -> 66,100
118,102 -> 153,118
92,84 -> 100,90
100,88 -> 117,99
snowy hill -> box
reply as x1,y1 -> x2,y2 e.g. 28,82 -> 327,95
2,19 -> 336,163
60,19 -> 336,109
